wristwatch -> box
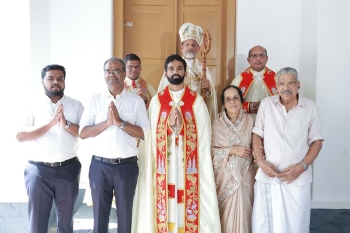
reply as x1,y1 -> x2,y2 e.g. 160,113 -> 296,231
64,120 -> 71,129
298,161 -> 309,171
118,120 -> 127,129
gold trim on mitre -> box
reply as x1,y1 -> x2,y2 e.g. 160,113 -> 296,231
179,22 -> 203,46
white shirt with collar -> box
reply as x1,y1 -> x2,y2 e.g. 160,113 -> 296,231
21,94 -> 84,163
79,89 -> 150,159
253,94 -> 324,186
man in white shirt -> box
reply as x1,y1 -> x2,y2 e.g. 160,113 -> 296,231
16,64 -> 84,233
79,57 -> 150,233
123,53 -> 156,109
252,67 -> 324,233
231,45 -> 277,118
132,54 -> 220,233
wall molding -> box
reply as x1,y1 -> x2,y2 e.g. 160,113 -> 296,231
312,201 -> 350,209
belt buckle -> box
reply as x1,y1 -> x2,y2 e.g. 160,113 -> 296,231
111,158 -> 121,164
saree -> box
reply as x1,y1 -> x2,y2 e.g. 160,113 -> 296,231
212,109 -> 255,233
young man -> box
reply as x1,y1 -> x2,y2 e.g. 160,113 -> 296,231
17,64 -> 84,233
133,54 -> 220,233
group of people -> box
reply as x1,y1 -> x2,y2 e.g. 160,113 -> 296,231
16,22 -> 324,233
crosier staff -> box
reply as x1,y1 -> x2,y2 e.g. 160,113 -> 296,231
200,30 -> 212,102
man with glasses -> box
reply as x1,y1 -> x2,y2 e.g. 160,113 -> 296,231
124,54 -> 156,109
231,45 -> 277,117
79,57 -> 150,233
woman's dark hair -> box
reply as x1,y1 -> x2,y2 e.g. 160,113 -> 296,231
220,85 -> 244,104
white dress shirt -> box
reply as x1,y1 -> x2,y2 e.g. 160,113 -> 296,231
79,89 -> 150,159
253,94 -> 324,186
21,94 -> 84,163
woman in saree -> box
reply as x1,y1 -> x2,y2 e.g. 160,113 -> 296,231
212,85 -> 256,233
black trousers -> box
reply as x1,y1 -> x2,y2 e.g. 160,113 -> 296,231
24,160 -> 81,233
89,157 -> 139,233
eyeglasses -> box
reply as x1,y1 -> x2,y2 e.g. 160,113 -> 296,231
126,65 -> 141,70
104,69 -> 123,75
249,54 -> 267,59
224,96 -> 241,103
277,81 -> 297,87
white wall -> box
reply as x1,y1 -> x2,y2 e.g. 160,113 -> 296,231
0,0 -> 31,202
313,0 -> 350,208
236,0 -> 350,208
0,0 -> 113,202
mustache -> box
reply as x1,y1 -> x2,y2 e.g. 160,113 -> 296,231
51,84 -> 61,88
171,74 -> 181,78
281,89 -> 292,94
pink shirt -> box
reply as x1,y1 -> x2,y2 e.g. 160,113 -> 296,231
253,94 -> 324,186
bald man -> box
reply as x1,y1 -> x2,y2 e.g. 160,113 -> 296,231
231,45 -> 277,118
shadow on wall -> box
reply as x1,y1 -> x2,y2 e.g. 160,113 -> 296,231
236,53 -> 248,75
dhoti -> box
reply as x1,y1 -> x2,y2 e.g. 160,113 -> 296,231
252,180 -> 311,233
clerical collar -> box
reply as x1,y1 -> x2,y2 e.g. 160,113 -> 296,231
184,58 -> 195,67
169,88 -> 185,103
251,68 -> 266,76
125,76 -> 139,84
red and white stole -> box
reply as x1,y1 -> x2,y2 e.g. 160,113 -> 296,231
155,86 -> 200,233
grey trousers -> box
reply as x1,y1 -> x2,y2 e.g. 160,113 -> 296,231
89,157 -> 139,233
24,160 -> 81,233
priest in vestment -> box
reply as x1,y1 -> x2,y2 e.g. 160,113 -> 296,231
132,54 -> 221,233
231,45 -> 277,119
124,53 -> 156,110
157,22 -> 218,121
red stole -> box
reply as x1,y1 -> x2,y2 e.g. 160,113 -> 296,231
237,67 -> 276,113
155,86 -> 200,233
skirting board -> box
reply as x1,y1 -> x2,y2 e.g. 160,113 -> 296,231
312,201 -> 350,209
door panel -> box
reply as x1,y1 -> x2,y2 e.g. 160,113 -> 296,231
123,0 -> 176,90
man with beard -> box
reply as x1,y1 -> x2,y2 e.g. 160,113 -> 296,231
16,64 -> 84,233
157,22 -> 218,121
79,57 -> 149,233
231,45 -> 277,119
132,54 -> 221,233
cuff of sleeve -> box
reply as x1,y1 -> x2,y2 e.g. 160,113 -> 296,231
307,134 -> 324,145
252,127 -> 264,139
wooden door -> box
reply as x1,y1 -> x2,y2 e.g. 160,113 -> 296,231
122,0 -> 177,91
116,0 -> 236,110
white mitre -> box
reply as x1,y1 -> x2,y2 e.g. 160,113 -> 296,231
179,22 -> 203,46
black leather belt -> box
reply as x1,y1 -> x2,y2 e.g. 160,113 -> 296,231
92,155 -> 137,165
29,157 -> 78,168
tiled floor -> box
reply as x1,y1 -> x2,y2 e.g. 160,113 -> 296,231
6,189 -> 350,232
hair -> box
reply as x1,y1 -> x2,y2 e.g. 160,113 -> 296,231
248,46 -> 268,57
41,64 -> 66,79
220,85 -> 244,104
103,57 -> 126,72
124,53 -> 141,64
276,67 -> 299,83
164,54 -> 187,71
